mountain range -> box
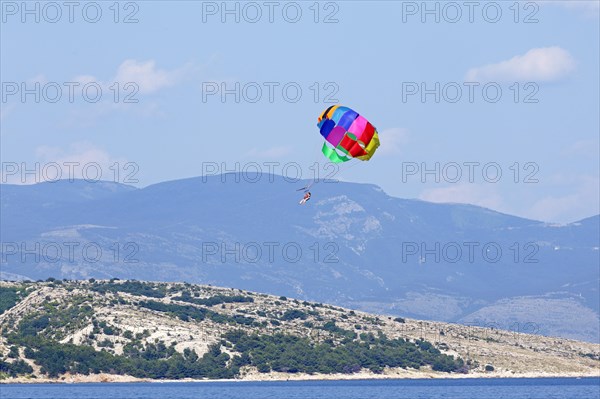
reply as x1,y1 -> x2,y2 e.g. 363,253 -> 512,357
1,174 -> 598,342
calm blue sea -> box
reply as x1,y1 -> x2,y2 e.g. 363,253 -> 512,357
1,378 -> 599,399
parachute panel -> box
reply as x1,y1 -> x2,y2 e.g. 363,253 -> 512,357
318,105 -> 380,163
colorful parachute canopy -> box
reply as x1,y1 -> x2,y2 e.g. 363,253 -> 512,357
317,105 -> 380,163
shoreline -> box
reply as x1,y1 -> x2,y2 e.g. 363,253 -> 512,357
3,370 -> 599,384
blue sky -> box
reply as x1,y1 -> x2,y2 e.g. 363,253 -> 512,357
1,0 -> 598,223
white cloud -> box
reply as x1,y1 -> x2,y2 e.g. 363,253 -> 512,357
528,175 -> 599,223
563,139 -> 600,157
20,60 -> 185,127
35,142 -> 117,165
113,59 -> 190,94
1,142 -> 128,184
419,184 -> 504,210
0,104 -> 15,122
26,60 -> 191,97
377,128 -> 409,156
465,47 -> 576,82
416,175 -> 600,223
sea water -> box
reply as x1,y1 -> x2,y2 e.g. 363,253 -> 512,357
1,377 -> 599,399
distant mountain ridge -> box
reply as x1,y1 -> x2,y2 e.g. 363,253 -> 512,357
1,175 -> 598,342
